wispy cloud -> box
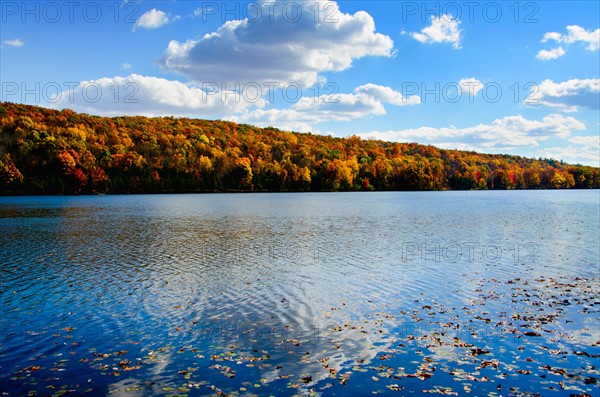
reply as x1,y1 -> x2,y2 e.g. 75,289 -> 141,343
3,38 -> 24,48
228,84 -> 420,132
537,25 -> 599,60
411,14 -> 462,49
541,25 -> 600,51
537,144 -> 599,167
357,114 -> 586,153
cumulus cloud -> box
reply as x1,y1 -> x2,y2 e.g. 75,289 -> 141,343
559,135 -> 600,166
133,9 -> 171,31
527,78 -> 600,111
228,84 -> 419,131
541,25 -> 600,51
355,83 -> 421,105
3,38 -> 24,47
411,14 -> 462,49
44,77 -> 413,128
536,47 -> 565,60
458,78 -> 484,97
537,25 -> 599,60
229,92 -> 385,132
48,74 -> 263,118
357,114 -> 586,152
159,1 -> 393,87
537,145 -> 599,167
121,62 -> 132,70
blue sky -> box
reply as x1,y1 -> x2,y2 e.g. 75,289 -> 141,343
1,0 -> 599,166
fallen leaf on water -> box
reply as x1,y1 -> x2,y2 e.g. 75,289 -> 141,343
387,384 -> 404,391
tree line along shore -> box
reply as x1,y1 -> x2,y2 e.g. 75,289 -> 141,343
0,102 -> 598,194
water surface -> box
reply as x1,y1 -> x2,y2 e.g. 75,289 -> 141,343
1,191 -> 599,396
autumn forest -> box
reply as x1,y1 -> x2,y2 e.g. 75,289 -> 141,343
0,102 -> 598,195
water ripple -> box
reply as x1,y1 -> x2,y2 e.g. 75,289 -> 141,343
1,191 -> 598,396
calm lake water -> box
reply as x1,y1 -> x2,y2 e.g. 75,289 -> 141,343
1,191 -> 599,396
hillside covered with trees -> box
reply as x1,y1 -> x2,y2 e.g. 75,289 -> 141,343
0,102 -> 598,194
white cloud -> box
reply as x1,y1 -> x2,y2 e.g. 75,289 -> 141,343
159,1 -> 393,87
537,25 -> 599,60
536,46 -> 565,60
569,135 -> 599,146
121,62 -> 132,70
541,25 -> 600,51
3,38 -> 24,47
44,77 -> 414,129
228,84 -> 420,131
527,78 -> 600,111
564,135 -> 600,166
229,92 -> 385,132
541,32 -> 562,43
48,74 -> 263,118
354,83 -> 421,106
458,78 -> 484,97
293,92 -> 385,116
228,109 -> 313,132
411,14 -> 462,49
356,114 -> 586,152
537,145 -> 599,167
133,9 -> 171,31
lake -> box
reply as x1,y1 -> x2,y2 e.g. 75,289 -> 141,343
1,191 -> 599,396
